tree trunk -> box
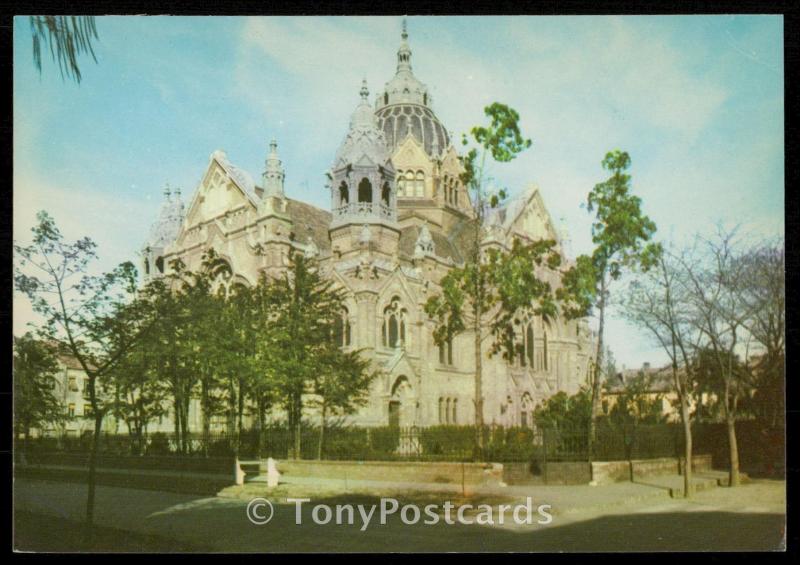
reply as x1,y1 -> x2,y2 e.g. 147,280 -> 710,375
84,411 -> 103,545
290,392 -> 303,459
473,312 -> 484,454
679,391 -> 693,498
173,394 -> 181,453
201,379 -> 211,457
726,415 -> 741,486
181,394 -> 191,454
317,402 -> 326,460
257,395 -> 267,459
589,276 -> 607,459
722,380 -> 741,486
237,377 -> 245,448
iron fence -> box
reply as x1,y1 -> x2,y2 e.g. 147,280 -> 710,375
17,421 -> 688,463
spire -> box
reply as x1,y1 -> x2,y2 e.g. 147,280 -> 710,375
349,79 -> 377,131
262,138 -> 285,198
397,17 -> 412,73
163,183 -> 171,201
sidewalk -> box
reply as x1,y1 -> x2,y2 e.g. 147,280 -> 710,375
239,472 -> 718,516
13,476 -> 784,552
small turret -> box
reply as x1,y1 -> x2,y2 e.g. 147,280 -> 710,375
262,138 -> 285,198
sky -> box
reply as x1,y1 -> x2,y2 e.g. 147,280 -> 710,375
13,15 -> 784,369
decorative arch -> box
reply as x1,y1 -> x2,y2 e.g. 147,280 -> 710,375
382,295 -> 407,349
358,177 -> 372,203
389,375 -> 414,427
520,392 -> 534,428
414,170 -> 425,197
381,182 -> 391,206
334,306 -> 352,347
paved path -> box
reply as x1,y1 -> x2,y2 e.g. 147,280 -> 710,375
14,477 -> 785,552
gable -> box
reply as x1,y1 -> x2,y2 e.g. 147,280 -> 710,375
183,159 -> 257,229
391,135 -> 432,173
506,189 -> 559,243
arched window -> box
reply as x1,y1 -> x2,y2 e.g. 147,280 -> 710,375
384,93 -> 389,105
155,256 -> 164,274
423,93 -> 427,105
358,178 -> 372,203
382,297 -> 406,348
144,258 -> 150,275
452,399 -> 458,424
381,182 -> 391,206
438,336 -> 453,366
445,398 -> 451,424
396,170 -> 405,197
334,308 -> 352,347
339,181 -> 349,205
438,397 -> 444,423
415,171 -> 425,197
521,393 -> 534,428
404,171 -> 414,197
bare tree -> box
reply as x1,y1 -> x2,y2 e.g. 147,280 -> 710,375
739,242 -> 785,426
680,228 -> 754,486
14,212 -> 153,543
623,245 -> 703,497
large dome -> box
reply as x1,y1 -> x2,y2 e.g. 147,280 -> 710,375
376,104 -> 450,158
374,20 -> 451,158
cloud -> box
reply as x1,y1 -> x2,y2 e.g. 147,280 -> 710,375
13,16 -> 781,370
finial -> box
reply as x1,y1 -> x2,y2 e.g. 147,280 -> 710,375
397,17 -> 412,73
270,138 -> 278,153
174,187 -> 181,198
360,78 -> 369,101
163,183 -> 171,200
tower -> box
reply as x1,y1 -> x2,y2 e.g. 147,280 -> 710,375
328,80 -> 399,259
373,19 -> 471,232
262,138 -> 285,198
141,184 -> 185,282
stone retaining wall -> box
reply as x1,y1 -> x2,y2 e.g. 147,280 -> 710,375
276,459 -> 504,487
592,454 -> 713,485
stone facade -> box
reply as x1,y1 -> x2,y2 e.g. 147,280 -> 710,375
141,21 -> 595,429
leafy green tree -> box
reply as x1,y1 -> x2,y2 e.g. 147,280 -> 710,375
606,375 -> 667,426
29,16 -> 99,84
139,250 -> 233,454
560,150 -> 660,454
312,345 -> 377,460
533,388 -> 593,431
110,338 -> 169,454
14,211 -> 153,543
426,103 -> 564,452
13,333 -> 64,442
255,252 -> 358,459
